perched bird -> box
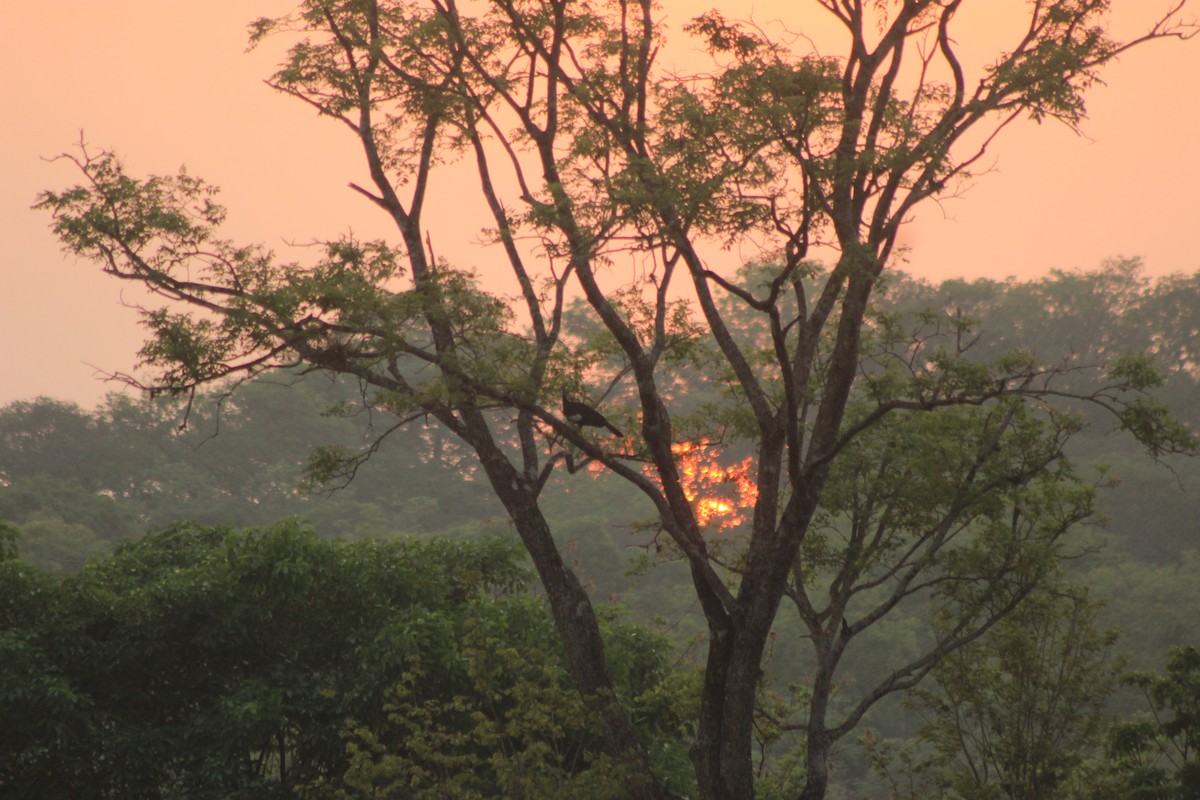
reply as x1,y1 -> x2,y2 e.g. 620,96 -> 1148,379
561,393 -> 623,436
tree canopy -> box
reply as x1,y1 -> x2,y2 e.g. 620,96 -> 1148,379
0,521 -> 693,799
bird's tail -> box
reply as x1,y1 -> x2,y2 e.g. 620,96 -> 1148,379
605,421 -> 624,437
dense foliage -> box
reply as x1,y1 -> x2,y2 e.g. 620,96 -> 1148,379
1107,646 -> 1200,799
0,521 -> 692,799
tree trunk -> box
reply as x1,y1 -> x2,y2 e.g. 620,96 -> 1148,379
693,627 -> 760,800
798,729 -> 832,800
798,641 -> 839,800
691,605 -> 783,799
485,462 -> 663,800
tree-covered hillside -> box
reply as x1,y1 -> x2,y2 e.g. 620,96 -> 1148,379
4,260 -> 1195,569
2,260 -> 1198,798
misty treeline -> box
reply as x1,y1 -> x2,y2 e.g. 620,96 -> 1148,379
3,260 -> 1199,798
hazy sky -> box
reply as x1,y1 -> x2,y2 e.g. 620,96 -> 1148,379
3,1 -> 1198,407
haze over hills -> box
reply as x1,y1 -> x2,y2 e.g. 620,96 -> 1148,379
3,261 -> 1198,798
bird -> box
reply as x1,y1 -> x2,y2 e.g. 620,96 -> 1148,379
561,392 -> 623,436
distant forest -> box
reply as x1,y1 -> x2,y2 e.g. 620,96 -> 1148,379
3,259 -> 1199,797
5,260 -> 1196,568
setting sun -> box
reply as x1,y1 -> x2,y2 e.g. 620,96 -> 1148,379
660,439 -> 757,531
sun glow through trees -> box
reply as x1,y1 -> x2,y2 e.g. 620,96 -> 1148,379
665,439 -> 757,532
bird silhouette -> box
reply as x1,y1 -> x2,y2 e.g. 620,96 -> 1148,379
561,393 -> 623,436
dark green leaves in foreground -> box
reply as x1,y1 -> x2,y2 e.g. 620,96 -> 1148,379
1108,646 -> 1200,799
0,521 -> 692,799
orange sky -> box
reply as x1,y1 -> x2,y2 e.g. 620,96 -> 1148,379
2,1 -> 1198,407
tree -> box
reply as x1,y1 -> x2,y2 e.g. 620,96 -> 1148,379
0,520 -> 691,799
871,585 -> 1122,799
1107,646 -> 1200,799
0,377 -> 506,563
331,599 -> 697,800
36,2 -> 1195,797
0,476 -> 133,572
870,261 -> 1200,562
0,521 -> 100,799
0,399 -> 112,491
